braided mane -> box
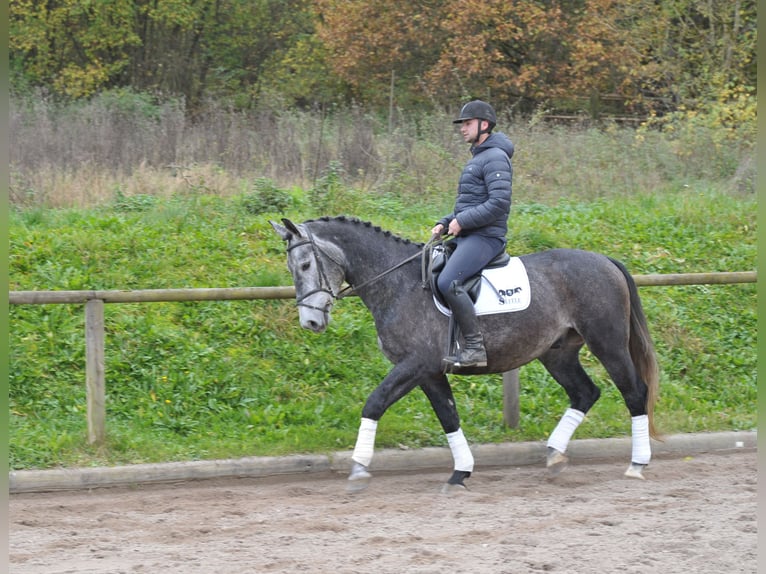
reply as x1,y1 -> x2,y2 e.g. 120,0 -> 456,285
304,215 -> 423,247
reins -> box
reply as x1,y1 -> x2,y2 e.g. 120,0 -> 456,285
339,232 -> 448,298
290,228 -> 446,310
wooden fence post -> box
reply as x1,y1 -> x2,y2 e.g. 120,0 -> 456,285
85,299 -> 106,444
502,369 -> 520,428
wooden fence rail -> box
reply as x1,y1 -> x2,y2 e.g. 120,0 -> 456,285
9,271 -> 757,444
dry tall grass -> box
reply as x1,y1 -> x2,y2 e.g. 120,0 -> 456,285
9,92 -> 755,208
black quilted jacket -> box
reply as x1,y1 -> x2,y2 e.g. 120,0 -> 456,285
437,131 -> 515,241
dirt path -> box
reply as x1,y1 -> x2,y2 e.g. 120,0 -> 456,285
10,449 -> 756,574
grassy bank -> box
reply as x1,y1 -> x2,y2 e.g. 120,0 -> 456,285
9,183 -> 756,470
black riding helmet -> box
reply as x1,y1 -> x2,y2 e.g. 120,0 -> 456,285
452,100 -> 497,137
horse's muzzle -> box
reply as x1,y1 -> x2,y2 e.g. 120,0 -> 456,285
298,302 -> 331,333
300,314 -> 328,333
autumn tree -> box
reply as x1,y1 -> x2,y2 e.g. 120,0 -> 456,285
314,0 -> 449,108
10,0 -> 756,122
318,0 -> 755,119
316,0 -> 649,112
425,0 -> 574,108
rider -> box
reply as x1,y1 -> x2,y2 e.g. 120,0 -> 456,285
431,100 -> 515,368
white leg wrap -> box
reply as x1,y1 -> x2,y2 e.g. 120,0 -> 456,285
351,418 -> 378,467
546,408 -> 585,453
447,428 -> 474,472
631,414 -> 651,465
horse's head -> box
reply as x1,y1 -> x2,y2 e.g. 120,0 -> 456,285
270,218 -> 346,333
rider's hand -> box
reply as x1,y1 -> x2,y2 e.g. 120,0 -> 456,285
448,219 -> 462,236
431,224 -> 445,236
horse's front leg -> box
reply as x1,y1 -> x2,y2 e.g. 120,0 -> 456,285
347,362 -> 423,492
347,418 -> 376,490
420,374 -> 474,493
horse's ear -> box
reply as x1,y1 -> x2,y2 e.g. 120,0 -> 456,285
281,218 -> 303,237
270,219 -> 304,241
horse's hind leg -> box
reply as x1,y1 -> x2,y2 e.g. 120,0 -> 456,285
538,335 -> 601,477
587,342 -> 652,479
420,374 -> 474,493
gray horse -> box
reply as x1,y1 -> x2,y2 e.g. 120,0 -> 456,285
271,216 -> 660,491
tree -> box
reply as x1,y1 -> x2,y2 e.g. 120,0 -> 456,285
317,0 -> 756,119
629,0 -> 756,103
425,0 -> 573,108
314,0 -> 449,107
10,0 -> 756,123
10,0 -> 141,97
123,0 -> 320,110
10,0 -> 322,109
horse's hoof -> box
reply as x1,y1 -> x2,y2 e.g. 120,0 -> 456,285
441,469 -> 471,495
346,462 -> 372,493
448,469 -> 471,485
624,462 -> 647,480
546,447 -> 569,477
441,482 -> 468,495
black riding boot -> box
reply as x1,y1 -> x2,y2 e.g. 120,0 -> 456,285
443,280 -> 488,368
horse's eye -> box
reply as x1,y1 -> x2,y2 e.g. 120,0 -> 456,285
301,262 -> 311,272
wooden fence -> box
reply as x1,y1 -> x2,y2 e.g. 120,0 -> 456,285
9,271 -> 757,444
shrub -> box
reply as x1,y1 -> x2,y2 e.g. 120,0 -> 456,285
241,178 -> 293,214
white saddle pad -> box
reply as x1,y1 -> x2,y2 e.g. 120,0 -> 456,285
433,256 -> 531,316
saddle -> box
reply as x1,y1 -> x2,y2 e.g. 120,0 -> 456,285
425,241 -> 511,307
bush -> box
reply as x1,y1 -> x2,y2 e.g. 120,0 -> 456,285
240,178 -> 293,214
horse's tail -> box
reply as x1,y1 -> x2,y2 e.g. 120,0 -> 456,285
609,258 -> 661,440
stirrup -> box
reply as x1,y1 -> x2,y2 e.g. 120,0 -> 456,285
442,350 -> 487,369
443,315 -> 487,369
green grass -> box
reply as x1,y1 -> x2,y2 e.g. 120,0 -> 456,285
8,184 -> 756,470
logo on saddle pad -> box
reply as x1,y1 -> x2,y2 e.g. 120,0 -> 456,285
433,257 -> 531,316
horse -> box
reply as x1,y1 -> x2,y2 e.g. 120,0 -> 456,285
270,216 -> 660,492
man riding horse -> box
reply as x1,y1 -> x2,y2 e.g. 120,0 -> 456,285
431,100 -> 515,369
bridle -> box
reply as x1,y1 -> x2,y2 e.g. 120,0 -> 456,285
286,226 -> 347,314
287,226 -> 444,316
